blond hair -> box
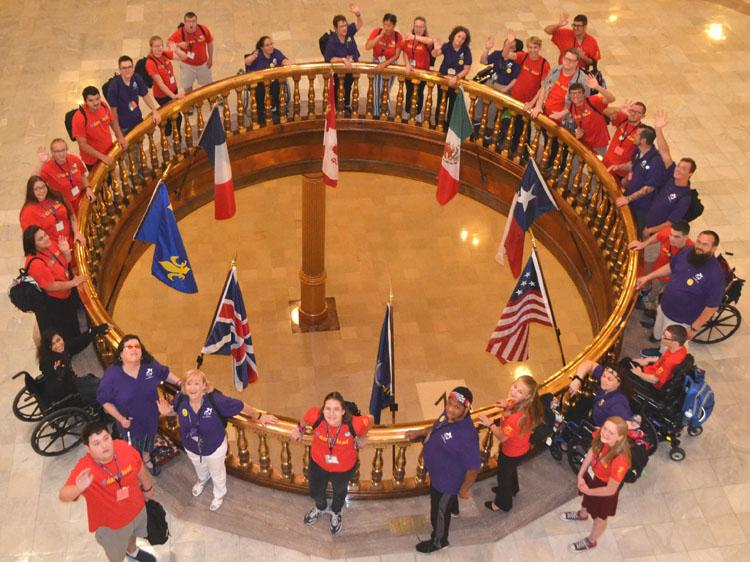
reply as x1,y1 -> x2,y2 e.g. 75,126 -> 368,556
508,375 -> 544,432
527,35 -> 542,47
149,35 -> 163,47
591,416 -> 632,466
182,369 -> 214,393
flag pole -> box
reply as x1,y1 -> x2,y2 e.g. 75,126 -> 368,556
388,286 -> 397,475
196,258 -> 235,369
529,232 -> 566,366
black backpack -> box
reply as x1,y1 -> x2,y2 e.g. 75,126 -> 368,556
684,189 -> 704,222
145,499 -> 169,545
134,57 -> 154,89
311,400 -> 361,437
174,390 -> 229,427
622,441 -> 649,484
9,258 -> 47,313
102,73 -> 119,104
64,107 -> 87,141
319,30 -> 333,57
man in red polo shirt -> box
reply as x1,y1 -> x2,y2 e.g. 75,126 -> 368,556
40,138 -> 95,214
168,11 -> 214,94
544,13 -> 601,70
603,101 -> 646,182
503,33 -> 550,105
629,325 -> 689,390
71,85 -> 127,172
555,78 -> 615,155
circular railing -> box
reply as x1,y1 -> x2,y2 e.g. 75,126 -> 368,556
74,62 -> 637,497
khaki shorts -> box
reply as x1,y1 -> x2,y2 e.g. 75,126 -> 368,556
179,61 -> 213,91
94,506 -> 147,562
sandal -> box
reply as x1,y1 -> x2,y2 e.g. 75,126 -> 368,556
568,538 -> 596,552
560,510 -> 588,521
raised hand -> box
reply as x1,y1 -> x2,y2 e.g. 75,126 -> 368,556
349,3 -> 360,15
156,398 -> 173,416
559,13 -> 569,26
653,110 -> 668,129
583,73 -> 600,90
506,29 -> 516,43
76,468 -> 94,493
485,36 -> 495,51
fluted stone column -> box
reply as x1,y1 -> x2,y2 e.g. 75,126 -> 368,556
299,172 -> 328,324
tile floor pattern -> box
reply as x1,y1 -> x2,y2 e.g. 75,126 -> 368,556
0,0 -> 749,560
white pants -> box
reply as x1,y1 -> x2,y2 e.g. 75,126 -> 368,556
654,304 -> 691,351
179,61 -> 213,92
186,438 -> 228,500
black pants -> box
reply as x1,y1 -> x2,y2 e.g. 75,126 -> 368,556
405,80 -> 426,115
35,294 -> 80,341
332,73 -> 354,110
429,486 -> 457,548
254,81 -> 281,125
155,96 -> 182,137
494,451 -> 525,511
308,459 -> 352,514
435,87 -> 457,128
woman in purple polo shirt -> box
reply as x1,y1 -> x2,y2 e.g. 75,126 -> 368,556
432,25 -> 473,127
244,35 -> 290,125
157,369 -> 277,511
97,334 -> 180,475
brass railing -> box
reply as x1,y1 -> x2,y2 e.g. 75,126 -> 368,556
75,62 -> 637,497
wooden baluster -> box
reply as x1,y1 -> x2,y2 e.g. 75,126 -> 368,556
349,458 -> 360,490
479,427 -> 494,470
579,167 -> 595,217
379,75 -> 390,120
500,112 -> 517,159
248,85 -> 259,129
182,111 -> 193,150
171,116 -> 183,160
549,141 -> 564,182
393,445 -> 407,487
322,75 -> 330,115
279,79 -> 288,123
280,441 -> 292,481
415,447 -> 426,486
514,118 -> 530,164
568,159 -> 585,207
159,123 -> 170,167
539,133 -> 553,171
488,105 -> 504,151
224,426 -> 234,463
436,85 -> 448,132
365,74 -> 374,119
302,444 -> 311,483
408,79 -> 418,125
147,131 -> 159,171
137,141 -> 149,180
603,204 -> 617,247
237,426 -> 250,468
126,146 -> 138,188
394,76 -> 405,122
351,74 -> 360,117
263,80 -> 273,125
115,164 -> 127,210
307,75 -> 316,120
222,94 -> 232,135
235,87 -> 246,133
292,76 -> 302,121
468,94 -> 478,134
422,82 -> 435,129
196,102 -> 206,137
593,190 -> 607,235
258,434 -> 270,475
476,97 -> 489,146
336,73 -> 345,117
528,127 -> 542,162
558,150 -> 574,193
371,447 -> 384,489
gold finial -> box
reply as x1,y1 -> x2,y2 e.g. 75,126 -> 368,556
160,162 -> 173,182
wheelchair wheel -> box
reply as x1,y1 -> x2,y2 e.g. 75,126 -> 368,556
640,416 -> 660,456
688,426 -> 703,437
567,441 -> 588,474
669,447 -> 686,462
692,304 -> 741,344
30,407 -> 91,456
12,387 -> 43,422
549,443 -> 563,461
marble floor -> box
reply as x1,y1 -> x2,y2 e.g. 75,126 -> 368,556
1,0 -> 749,561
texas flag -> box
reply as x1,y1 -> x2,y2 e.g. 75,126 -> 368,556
322,76 -> 339,187
198,106 -> 236,220
497,158 -> 558,277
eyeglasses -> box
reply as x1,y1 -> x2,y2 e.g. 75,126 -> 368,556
563,56 -> 578,63
572,23 -> 585,28
662,333 -> 673,341
124,344 -> 142,350
120,65 -> 134,70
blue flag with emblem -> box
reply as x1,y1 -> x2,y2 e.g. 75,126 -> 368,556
369,303 -> 394,424
134,182 -> 198,293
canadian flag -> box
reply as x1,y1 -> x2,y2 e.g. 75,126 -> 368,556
322,76 -> 339,187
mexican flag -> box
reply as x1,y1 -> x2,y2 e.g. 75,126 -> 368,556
436,88 -> 473,205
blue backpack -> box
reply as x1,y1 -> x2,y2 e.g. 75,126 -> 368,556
681,368 -> 714,429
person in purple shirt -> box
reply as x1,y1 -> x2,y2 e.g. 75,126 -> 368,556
642,110 -> 697,238
614,125 -> 667,234
324,4 -> 364,116
244,35 -> 290,125
405,386 -> 480,554
568,361 -> 633,427
473,35 -> 522,132
432,26 -> 473,128
636,231 -> 726,345
106,55 -> 161,135
157,369 -> 277,511
97,334 -> 180,476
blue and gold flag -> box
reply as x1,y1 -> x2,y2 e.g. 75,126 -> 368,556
134,182 -> 198,293
369,303 -> 394,424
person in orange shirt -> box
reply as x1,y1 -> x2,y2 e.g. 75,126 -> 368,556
402,16 -> 434,121
603,101 -> 646,180
168,11 -> 214,94
544,13 -> 601,69
562,416 -> 631,552
478,375 -> 543,512
19,175 -> 83,247
628,325 -> 689,389
365,13 -> 403,118
39,139 -> 95,215
71,85 -> 127,172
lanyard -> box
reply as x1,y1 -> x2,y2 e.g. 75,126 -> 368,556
324,421 -> 344,454
41,199 -> 60,221
39,248 -> 68,274
616,122 -> 638,146
98,454 -> 123,488
54,160 -> 74,186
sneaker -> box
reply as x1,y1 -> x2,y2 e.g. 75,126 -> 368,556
192,481 -> 207,497
415,539 -> 449,553
209,497 -> 223,511
450,510 -> 459,518
126,547 -> 156,562
330,512 -> 342,535
568,537 -> 596,552
303,506 -> 324,525
640,348 -> 661,358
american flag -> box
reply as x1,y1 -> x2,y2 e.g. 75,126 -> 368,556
486,249 -> 554,364
201,266 -> 258,390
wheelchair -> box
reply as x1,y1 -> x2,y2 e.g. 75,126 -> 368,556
627,354 -> 704,462
11,370 -> 103,456
693,252 -> 744,344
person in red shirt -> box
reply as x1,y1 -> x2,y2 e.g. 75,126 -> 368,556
59,422 -> 155,562
562,416 -> 631,552
552,78 -> 615,155
503,33 -> 550,105
72,85 -> 126,172
146,35 -> 184,137
545,13 -> 601,69
39,139 -> 94,215
365,13 -> 403,118
20,175 -> 83,247
531,49 -> 589,123
603,101 -> 646,180
629,325 -> 689,389
402,16 -> 434,121
168,11 -> 214,94
22,225 -> 84,342
478,375 -> 543,513
292,392 -> 373,535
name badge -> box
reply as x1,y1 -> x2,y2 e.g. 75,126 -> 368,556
587,465 -> 595,479
71,186 -> 80,196
409,59 -> 416,66
447,68 -> 456,76
129,100 -> 137,112
187,51 -> 195,60
377,55 -> 386,63
324,454 -> 339,465
116,486 -> 130,501
614,146 -> 625,156
55,220 -> 64,232
169,75 -> 176,84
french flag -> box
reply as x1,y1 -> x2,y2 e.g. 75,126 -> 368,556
199,106 -> 236,220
